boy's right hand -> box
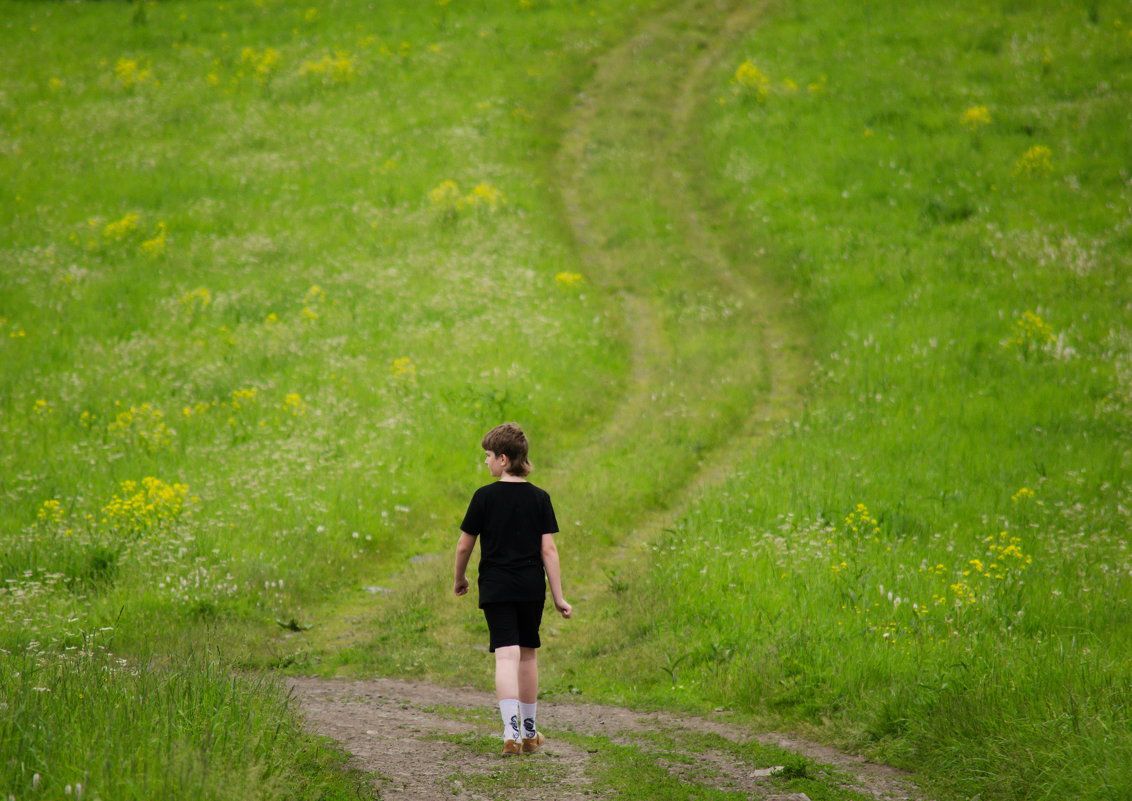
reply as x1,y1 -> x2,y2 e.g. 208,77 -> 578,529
454,577 -> 469,596
555,598 -> 572,619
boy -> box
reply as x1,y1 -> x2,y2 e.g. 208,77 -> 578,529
453,422 -> 572,756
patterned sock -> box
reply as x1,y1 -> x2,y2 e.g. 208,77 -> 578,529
520,702 -> 538,739
499,699 -> 521,741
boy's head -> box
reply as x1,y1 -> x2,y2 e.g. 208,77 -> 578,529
481,422 -> 532,477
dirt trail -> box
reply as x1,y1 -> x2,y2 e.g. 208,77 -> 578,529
288,676 -> 924,801
291,1 -> 925,799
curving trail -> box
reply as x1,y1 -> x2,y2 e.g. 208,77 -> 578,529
288,2 -> 923,799
548,0 -> 808,557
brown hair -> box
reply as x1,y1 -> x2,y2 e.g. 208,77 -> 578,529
481,422 -> 532,477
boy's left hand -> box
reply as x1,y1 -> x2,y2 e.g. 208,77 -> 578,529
454,577 -> 469,596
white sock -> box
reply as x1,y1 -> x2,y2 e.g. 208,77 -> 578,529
519,702 -> 538,739
499,699 -> 520,741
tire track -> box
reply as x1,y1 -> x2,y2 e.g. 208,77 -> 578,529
549,0 -> 808,582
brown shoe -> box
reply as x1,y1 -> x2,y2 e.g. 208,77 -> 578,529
502,739 -> 522,756
521,732 -> 545,753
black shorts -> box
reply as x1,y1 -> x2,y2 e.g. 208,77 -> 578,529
481,601 -> 544,652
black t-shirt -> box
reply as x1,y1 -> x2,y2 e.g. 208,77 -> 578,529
459,481 -> 559,607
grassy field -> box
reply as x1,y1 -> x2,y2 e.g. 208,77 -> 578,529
1,0 -> 1129,799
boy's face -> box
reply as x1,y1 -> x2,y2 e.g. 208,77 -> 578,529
484,450 -> 508,477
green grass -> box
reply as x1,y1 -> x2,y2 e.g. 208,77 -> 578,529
0,641 -> 365,800
1,0 -> 1129,799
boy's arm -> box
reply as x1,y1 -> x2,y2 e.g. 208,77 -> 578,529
540,533 -> 572,618
453,531 -> 477,596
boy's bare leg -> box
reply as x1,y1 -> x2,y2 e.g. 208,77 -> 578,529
518,647 -> 538,703
495,646 -> 523,751
495,645 -> 521,700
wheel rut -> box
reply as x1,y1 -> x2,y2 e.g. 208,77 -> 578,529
549,0 -> 808,585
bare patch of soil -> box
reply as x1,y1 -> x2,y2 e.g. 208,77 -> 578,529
288,677 -> 928,801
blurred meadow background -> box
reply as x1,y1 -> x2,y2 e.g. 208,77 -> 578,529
1,0 -> 1129,799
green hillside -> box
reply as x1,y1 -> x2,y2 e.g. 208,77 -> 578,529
1,0 -> 1128,798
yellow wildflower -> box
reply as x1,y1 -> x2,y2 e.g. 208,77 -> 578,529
1006,311 -> 1055,353
230,387 -> 258,409
114,58 -> 155,88
949,581 -> 978,605
182,401 -> 212,418
390,357 -> 417,378
429,180 -> 463,212
283,393 -> 308,416
299,51 -> 356,83
984,531 -> 1033,569
139,222 -> 167,258
103,214 -> 141,242
240,47 -> 282,83
960,105 -> 991,130
37,499 -> 65,524
843,503 -> 879,538
555,272 -> 586,287
732,60 -> 770,101
465,182 -> 505,210
107,403 -> 174,450
1013,145 -> 1053,177
1011,487 -> 1035,503
180,287 -> 212,312
102,477 -> 189,533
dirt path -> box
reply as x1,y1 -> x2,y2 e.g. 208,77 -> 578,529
288,676 -> 925,801
289,2 -> 925,799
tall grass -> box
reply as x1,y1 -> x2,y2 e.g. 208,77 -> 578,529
1,640 -> 360,800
